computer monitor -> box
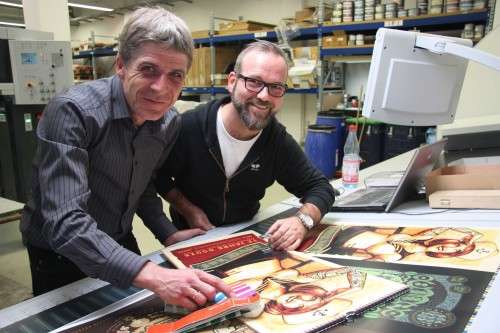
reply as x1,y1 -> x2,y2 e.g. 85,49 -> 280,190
362,28 -> 500,126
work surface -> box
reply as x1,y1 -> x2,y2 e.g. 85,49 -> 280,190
0,197 -> 23,224
1,150 -> 499,333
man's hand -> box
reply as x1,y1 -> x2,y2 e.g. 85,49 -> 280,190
266,216 -> 307,251
184,206 -> 214,231
164,188 -> 215,231
133,262 -> 235,311
164,228 -> 206,247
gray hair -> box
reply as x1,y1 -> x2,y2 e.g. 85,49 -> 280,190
234,40 -> 289,73
118,6 -> 194,67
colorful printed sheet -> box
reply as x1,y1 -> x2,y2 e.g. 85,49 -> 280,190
163,232 -> 409,333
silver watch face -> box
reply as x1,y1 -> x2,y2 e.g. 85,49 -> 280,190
297,212 -> 314,229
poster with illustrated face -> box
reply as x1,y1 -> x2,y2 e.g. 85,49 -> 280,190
295,224 -> 500,272
163,232 -> 408,333
53,294 -> 257,333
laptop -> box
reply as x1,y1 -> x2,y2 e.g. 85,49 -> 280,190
331,139 -> 447,212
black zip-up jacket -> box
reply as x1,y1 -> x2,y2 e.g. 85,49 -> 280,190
156,96 -> 335,229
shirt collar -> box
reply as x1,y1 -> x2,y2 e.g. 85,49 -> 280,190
111,74 -> 132,120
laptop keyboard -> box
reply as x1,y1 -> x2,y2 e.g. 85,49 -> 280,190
340,188 -> 395,206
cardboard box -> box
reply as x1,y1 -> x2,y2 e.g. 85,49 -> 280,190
191,30 -> 218,38
321,92 -> 343,111
219,20 -> 275,32
323,31 -> 347,48
292,47 -> 319,61
429,190 -> 500,209
426,164 -> 500,208
295,7 -> 332,22
295,8 -> 316,22
185,46 -> 239,87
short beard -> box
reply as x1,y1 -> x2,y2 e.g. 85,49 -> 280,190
232,87 -> 274,131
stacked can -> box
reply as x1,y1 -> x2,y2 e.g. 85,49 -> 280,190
473,0 -> 487,9
408,7 -> 419,16
354,0 -> 365,22
418,0 -> 429,15
474,24 -> 484,39
343,1 -> 354,22
375,4 -> 385,19
385,2 -> 398,18
398,8 -> 408,17
365,0 -> 375,21
333,2 -> 343,23
445,0 -> 459,12
430,0 -> 443,14
348,34 -> 356,46
462,23 -> 474,39
355,33 -> 365,45
459,0 -> 473,11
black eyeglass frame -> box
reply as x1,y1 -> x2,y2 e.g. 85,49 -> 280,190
236,73 -> 288,97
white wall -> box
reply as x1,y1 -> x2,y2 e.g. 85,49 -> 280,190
437,0 -> 500,136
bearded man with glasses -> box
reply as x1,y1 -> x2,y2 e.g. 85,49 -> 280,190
156,41 -> 335,251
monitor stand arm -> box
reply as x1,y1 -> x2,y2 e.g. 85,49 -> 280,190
415,35 -> 500,72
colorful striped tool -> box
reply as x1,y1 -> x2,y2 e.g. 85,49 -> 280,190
147,292 -> 261,333
213,281 -> 257,303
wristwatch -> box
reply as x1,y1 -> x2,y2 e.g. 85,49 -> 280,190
295,211 -> 315,230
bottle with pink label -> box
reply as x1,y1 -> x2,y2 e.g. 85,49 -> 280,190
342,124 -> 361,188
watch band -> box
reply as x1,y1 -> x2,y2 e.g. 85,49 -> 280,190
295,211 -> 314,230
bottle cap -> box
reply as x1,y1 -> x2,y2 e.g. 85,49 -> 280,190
349,124 -> 358,131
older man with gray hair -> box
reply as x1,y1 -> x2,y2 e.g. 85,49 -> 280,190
20,7 -> 232,310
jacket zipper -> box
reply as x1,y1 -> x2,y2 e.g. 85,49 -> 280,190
208,148 -> 260,223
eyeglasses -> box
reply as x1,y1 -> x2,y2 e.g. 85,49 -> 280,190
236,74 -> 287,97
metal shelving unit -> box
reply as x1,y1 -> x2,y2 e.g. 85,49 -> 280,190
70,9 -> 492,99
183,87 -> 319,94
186,9 -> 491,99
73,47 -> 117,59
72,31 -> 118,81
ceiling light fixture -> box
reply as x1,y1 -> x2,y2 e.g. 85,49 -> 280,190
0,21 -> 25,27
0,1 -> 114,12
68,2 -> 114,12
0,1 -> 22,8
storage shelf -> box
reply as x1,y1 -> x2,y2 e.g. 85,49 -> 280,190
322,46 -> 374,56
194,31 -> 278,44
182,87 -> 320,94
73,47 -> 117,59
192,10 -> 489,45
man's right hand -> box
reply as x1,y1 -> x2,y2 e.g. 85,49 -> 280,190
164,188 -> 214,231
133,262 -> 234,310
184,206 -> 214,231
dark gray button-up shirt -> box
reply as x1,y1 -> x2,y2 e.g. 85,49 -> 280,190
20,75 -> 179,288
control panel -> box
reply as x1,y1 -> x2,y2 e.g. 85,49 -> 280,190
8,40 -> 73,105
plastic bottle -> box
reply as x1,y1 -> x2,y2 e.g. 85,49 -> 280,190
342,124 -> 361,188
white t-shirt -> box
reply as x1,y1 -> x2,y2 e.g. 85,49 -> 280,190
217,108 -> 262,178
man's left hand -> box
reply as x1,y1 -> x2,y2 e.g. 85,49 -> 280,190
164,228 -> 206,247
266,217 -> 307,251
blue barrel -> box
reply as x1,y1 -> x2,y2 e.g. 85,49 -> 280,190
305,125 -> 337,179
316,112 -> 346,169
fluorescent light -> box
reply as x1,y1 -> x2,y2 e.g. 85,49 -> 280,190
0,1 -> 23,8
0,21 -> 25,27
0,1 -> 114,12
68,2 -> 113,12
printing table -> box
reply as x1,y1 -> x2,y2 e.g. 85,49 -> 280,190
1,150 -> 499,333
